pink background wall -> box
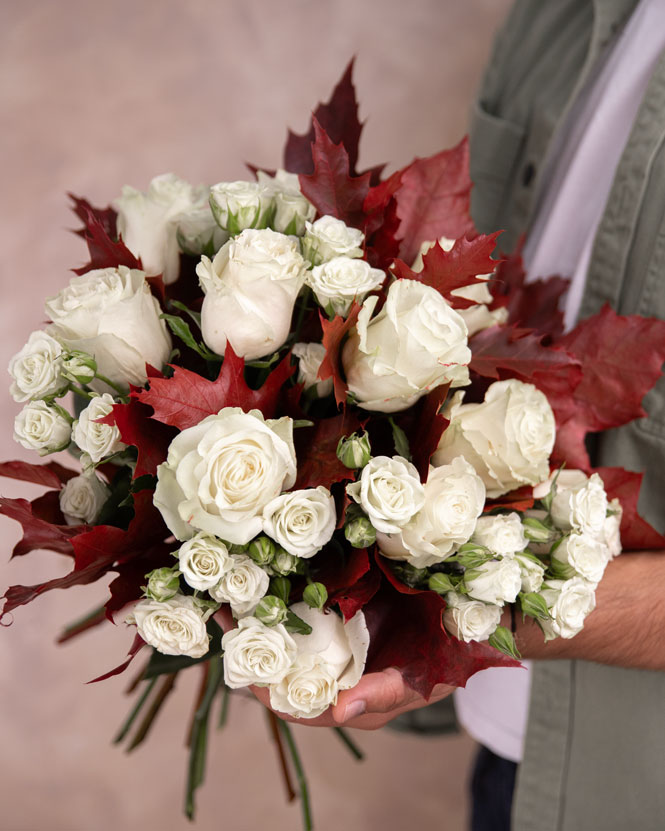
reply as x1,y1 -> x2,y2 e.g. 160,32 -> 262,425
0,2 -> 513,828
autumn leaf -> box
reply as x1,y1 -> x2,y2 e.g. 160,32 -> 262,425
98,399 -> 177,477
410,384 -> 450,480
318,304 -> 361,407
594,466 -> 665,551
293,412 -> 362,489
0,460 -> 77,489
0,496 -> 84,559
69,195 -> 141,275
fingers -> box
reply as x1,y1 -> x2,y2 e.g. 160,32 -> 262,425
332,668 -> 416,724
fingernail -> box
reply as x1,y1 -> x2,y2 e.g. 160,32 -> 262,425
343,699 -> 366,722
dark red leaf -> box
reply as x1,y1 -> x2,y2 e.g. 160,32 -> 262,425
99,399 -> 177,477
0,460 -> 77,488
411,384 -> 450,480
298,119 -> 371,228
69,198 -> 142,275
319,304 -> 361,407
484,486 -> 535,513
105,543 -> 174,622
136,344 -> 295,430
87,633 -> 145,684
68,194 -> 117,239
316,546 -> 370,596
0,497 -> 84,559
30,490 -> 67,525
335,569 -> 382,622
593,467 -> 665,551
294,412 -> 362,489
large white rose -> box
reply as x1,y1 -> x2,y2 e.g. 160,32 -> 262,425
8,330 -> 66,402
72,393 -> 126,463
433,379 -> 555,497
471,513 -> 527,556
59,472 -> 110,524
222,616 -> 297,688
153,408 -> 297,544
342,280 -> 471,413
552,533 -> 609,584
14,401 -> 71,455
292,342 -> 333,398
177,533 -> 233,592
540,577 -> 596,640
301,216 -> 364,266
256,169 -> 316,236
347,455 -> 425,534
307,257 -> 385,317
465,557 -> 522,606
548,471 -> 608,538
197,228 -> 307,361
114,173 -> 207,284
209,181 -> 274,234
45,266 -> 172,390
377,457 -> 485,568
209,553 -> 270,617
127,594 -> 210,658
269,654 -> 339,719
443,593 -> 502,643
262,486 -> 336,558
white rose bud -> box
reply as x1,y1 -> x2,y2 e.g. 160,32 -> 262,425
62,350 -> 97,385
433,379 -> 555,498
292,342 -> 333,398
343,280 -> 471,413
58,472 -> 110,525
336,432 -> 372,469
262,486 -> 336,559
515,553 -> 546,593
72,393 -> 126,464
177,533 -> 233,592
222,616 -> 297,688
153,408 -> 296,544
471,513 -> 527,557
552,533 -> 610,584
465,557 -> 522,606
8,330 -> 66,402
126,593 -> 210,658
549,471 -> 608,539
603,499 -> 623,559
443,592 -> 502,643
45,266 -> 171,391
197,228 -> 307,361
144,566 -> 181,602
257,169 -> 316,236
254,595 -> 289,627
376,457 -> 485,568
347,455 -> 425,534
270,548 -> 301,576
307,257 -> 385,318
209,181 -> 274,235
269,653 -> 339,719
14,401 -> 71,455
175,203 -> 229,257
301,216 -> 364,266
209,553 -> 270,617
540,577 -> 596,639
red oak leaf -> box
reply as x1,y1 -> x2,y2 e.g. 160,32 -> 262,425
284,60 -> 363,175
0,460 -> 77,489
298,119 -> 371,228
411,384 -> 450,480
393,138 -> 476,265
594,466 -> 665,551
68,194 -> 117,239
319,304 -> 361,407
69,197 -> 142,275
136,344 -> 295,430
335,569 -> 382,622
293,412 -> 362,489
99,399 -> 177,477
0,496 -> 84,559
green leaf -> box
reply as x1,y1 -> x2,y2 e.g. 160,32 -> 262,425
388,417 -> 412,461
488,625 -> 521,659
284,610 -> 313,635
270,576 -> 291,605
143,619 -> 224,679
170,300 -> 202,328
160,313 -> 218,361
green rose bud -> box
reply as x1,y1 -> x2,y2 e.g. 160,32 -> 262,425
303,582 -> 328,610
344,515 -> 377,548
255,595 -> 289,626
62,351 -> 97,385
428,572 -> 457,595
271,548 -> 301,576
522,516 -> 556,543
144,566 -> 181,602
248,535 -> 276,566
336,431 -> 372,469
519,591 -> 551,621
488,625 -> 521,660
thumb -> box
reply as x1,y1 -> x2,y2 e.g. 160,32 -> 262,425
332,668 -> 415,723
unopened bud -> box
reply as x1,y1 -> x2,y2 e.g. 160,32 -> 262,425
344,515 -> 376,548
488,625 -> 521,660
522,516 -> 555,543
248,535 -> 276,566
519,591 -> 551,621
336,432 -> 372,469
62,351 -> 97,385
255,595 -> 288,626
271,548 -> 300,576
144,566 -> 180,602
303,582 -> 328,610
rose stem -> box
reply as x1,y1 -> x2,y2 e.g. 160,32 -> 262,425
266,708 -> 296,803
126,672 -> 178,752
279,720 -> 313,831
112,677 -> 158,744
217,682 -> 230,729
186,661 -> 210,748
124,657 -> 150,695
332,727 -> 364,761
56,604 -> 106,644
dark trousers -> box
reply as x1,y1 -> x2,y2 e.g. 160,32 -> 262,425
471,745 -> 518,831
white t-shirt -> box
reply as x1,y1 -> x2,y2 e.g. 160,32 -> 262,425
455,0 -> 665,764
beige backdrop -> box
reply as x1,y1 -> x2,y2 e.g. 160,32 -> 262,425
0,2 -> 513,829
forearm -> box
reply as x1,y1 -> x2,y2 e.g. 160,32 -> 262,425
514,551 -> 665,670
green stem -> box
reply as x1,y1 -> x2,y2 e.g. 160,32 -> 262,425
70,386 -> 95,402
94,372 -> 129,399
126,672 -> 177,752
332,727 -> 364,761
217,683 -> 230,729
279,721 -> 313,831
292,288 -> 311,345
113,678 -> 158,744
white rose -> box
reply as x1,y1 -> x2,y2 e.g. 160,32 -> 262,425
376,457 -> 485,568
222,616 -> 297,688
154,408 -> 296,544
302,216 -> 364,266
443,592 -> 502,643
292,342 -> 332,397
209,553 -> 270,617
175,203 -> 229,257
347,455 -> 425,534
8,330 -> 66,402
471,513 -> 527,556
342,280 -> 470,413
549,471 -> 608,538
14,401 -> 71,455
262,486 -> 336,558
45,266 -> 172,390
603,498 -> 623,559
433,379 -> 555,497
540,577 -> 596,639
59,472 -> 110,525
515,553 -> 546,593
552,533 -> 609,584
197,228 -> 307,361
256,169 -> 316,236
268,653 -> 339,719
127,594 -> 210,658
209,181 -> 274,234
72,393 -> 126,463
465,557 -> 522,606
177,533 -> 233,592
307,257 -> 385,317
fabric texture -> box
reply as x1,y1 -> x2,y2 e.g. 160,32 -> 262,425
470,746 -> 518,831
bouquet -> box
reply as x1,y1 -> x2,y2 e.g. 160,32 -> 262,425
4,63 -> 665,827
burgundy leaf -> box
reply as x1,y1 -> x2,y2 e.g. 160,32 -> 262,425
99,399 -> 177,477
0,460 -> 77,489
594,467 -> 665,551
87,633 -> 145,684
68,194 -> 117,239
294,412 -> 362,490
319,304 -> 361,407
411,384 -> 450,480
0,496 -> 84,559
69,198 -> 142,275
